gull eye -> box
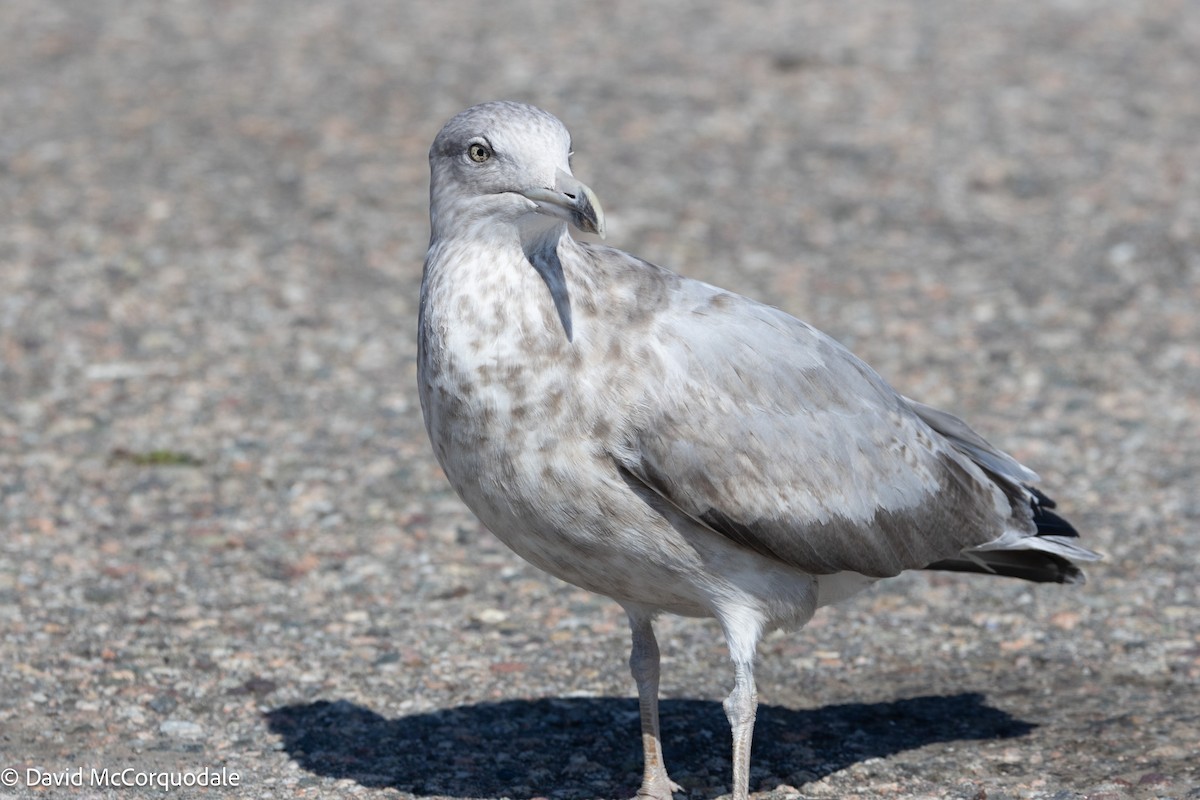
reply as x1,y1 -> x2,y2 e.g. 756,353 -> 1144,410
467,141 -> 492,163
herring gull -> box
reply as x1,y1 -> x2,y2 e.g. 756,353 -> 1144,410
417,101 -> 1099,800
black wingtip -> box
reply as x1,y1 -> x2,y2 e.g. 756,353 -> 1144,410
1033,505 -> 1081,538
1026,486 -> 1082,539
1026,485 -> 1058,510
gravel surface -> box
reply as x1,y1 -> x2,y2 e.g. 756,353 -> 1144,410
2,1 -> 1198,799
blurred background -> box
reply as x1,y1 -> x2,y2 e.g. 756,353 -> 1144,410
2,2 -> 1197,798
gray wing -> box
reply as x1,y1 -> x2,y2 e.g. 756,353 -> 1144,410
902,397 -> 1039,485
609,277 -> 1027,578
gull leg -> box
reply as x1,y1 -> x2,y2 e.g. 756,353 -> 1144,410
723,659 -> 758,800
626,609 -> 681,800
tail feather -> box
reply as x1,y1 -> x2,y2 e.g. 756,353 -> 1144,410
925,485 -> 1100,585
907,395 -> 1101,585
926,550 -> 1085,584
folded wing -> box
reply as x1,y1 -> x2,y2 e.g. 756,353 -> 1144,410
607,274 -> 1098,581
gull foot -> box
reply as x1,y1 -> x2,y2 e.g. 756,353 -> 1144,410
634,776 -> 683,800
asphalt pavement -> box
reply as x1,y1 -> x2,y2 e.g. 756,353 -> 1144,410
2,2 -> 1198,798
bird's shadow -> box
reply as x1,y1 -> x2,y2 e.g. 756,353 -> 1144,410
265,693 -> 1033,798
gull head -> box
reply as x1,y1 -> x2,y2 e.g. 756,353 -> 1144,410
428,101 -> 605,243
